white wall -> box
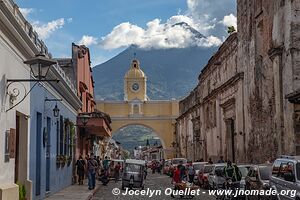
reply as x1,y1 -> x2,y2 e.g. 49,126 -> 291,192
0,29 -> 31,186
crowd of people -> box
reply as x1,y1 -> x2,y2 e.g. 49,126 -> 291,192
75,154 -> 122,190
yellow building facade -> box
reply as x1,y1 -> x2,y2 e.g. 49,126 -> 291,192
96,59 -> 179,158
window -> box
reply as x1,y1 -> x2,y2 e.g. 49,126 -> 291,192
277,162 -> 288,179
272,160 -> 281,176
59,116 -> 64,155
56,120 -> 59,156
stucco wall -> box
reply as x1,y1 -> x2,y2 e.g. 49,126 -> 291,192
0,21 -> 31,197
29,84 -> 77,200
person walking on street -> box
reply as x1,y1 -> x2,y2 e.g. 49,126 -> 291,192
178,161 -> 186,181
217,156 -> 225,163
187,161 -> 195,183
223,160 -> 242,188
76,155 -> 86,185
114,162 -> 121,183
208,158 -> 213,164
171,165 -> 181,198
151,161 -> 157,174
103,156 -> 109,172
87,153 -> 98,190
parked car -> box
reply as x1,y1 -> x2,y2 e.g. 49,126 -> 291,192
192,162 -> 208,184
208,163 -> 226,189
238,164 -> 252,189
270,155 -> 300,200
198,164 -> 214,189
245,164 -> 272,200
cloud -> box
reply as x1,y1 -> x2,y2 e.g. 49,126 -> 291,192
100,18 -> 221,50
79,35 -> 98,46
32,18 -> 66,40
220,14 -> 237,30
19,8 -> 34,18
99,0 -> 234,50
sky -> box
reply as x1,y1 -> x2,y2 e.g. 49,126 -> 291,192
16,0 -> 237,67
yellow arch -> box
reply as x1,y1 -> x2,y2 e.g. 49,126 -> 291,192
96,100 -> 179,158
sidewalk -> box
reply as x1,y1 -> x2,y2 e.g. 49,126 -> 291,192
45,180 -> 100,200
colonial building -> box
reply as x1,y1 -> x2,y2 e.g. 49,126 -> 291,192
176,33 -> 240,162
176,0 -> 300,164
0,0 -> 82,199
58,44 -> 112,160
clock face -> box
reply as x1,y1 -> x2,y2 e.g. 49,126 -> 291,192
132,83 -> 139,91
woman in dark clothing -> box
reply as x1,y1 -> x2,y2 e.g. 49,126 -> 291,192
76,155 -> 86,185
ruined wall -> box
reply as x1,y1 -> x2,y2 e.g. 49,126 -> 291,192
237,0 -> 300,162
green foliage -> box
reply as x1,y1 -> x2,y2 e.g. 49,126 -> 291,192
122,150 -> 130,159
17,182 -> 26,200
227,26 -> 236,34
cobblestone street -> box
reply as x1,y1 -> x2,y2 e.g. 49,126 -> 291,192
94,171 -> 216,200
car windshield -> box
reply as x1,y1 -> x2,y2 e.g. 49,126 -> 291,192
172,159 -> 187,165
239,166 -> 250,177
125,164 -> 141,173
193,164 -> 203,170
204,165 -> 214,173
259,166 -> 272,180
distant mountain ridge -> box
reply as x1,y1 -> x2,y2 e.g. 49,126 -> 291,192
92,22 -> 217,100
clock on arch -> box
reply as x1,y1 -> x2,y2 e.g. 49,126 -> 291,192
131,83 -> 140,91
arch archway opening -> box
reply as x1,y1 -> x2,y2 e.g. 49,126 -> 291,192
111,124 -> 163,159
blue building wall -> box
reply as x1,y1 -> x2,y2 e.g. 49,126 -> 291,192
30,84 -> 77,200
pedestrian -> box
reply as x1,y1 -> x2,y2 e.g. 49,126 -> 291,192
208,158 -> 213,164
171,165 -> 181,198
151,161 -> 157,174
177,161 -> 186,181
114,162 -> 121,183
223,160 -> 242,188
102,156 -> 109,172
217,156 -> 225,163
75,155 -> 86,185
187,161 -> 195,183
87,153 -> 98,190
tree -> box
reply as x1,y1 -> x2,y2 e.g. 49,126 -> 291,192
227,26 -> 236,34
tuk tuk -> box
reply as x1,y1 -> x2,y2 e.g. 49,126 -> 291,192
122,159 -> 146,190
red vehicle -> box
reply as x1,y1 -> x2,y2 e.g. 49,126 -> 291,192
198,164 -> 214,189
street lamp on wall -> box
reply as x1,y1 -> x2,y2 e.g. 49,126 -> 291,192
78,114 -> 91,126
53,104 -> 60,117
6,54 -> 59,112
24,54 -> 54,79
45,98 -> 62,117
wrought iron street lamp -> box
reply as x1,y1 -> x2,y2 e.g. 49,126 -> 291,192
78,113 -> 91,155
6,54 -> 59,112
53,104 -> 60,117
78,114 -> 91,126
24,53 -> 56,79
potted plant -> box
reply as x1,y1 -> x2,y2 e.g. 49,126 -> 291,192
67,156 -> 72,166
61,155 -> 67,167
17,182 -> 26,200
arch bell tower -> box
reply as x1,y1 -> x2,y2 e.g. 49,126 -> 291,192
124,59 -> 148,102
